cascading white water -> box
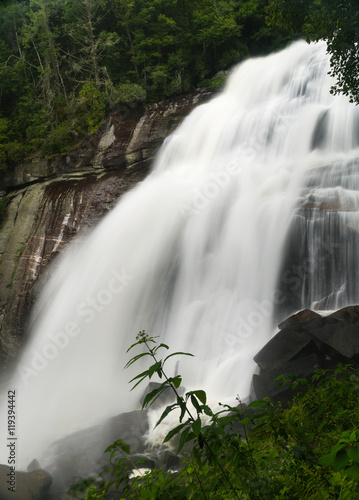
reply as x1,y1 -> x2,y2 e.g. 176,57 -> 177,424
1,40 -> 359,468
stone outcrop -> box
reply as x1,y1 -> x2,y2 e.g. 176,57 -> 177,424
252,305 -> 359,404
0,464 -> 52,500
0,90 -> 213,365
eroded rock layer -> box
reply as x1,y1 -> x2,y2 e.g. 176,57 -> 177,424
0,90 -> 212,364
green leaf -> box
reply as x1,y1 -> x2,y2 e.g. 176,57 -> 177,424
191,394 -> 201,414
192,417 -> 202,437
349,430 -> 359,442
246,400 -> 267,411
157,343 -> 169,350
238,416 -> 250,426
126,341 -> 140,353
178,398 -> 187,422
331,442 -> 346,455
163,421 -> 190,443
129,369 -> 150,384
348,447 -> 359,463
216,415 -> 234,427
172,375 -> 182,389
177,426 -> 190,453
130,375 -> 148,391
344,463 -> 359,479
319,453 -> 335,467
119,443 -> 130,455
163,351 -> 195,365
193,390 -> 207,405
148,361 -> 162,379
105,439 -> 130,455
298,378 -> 309,386
155,403 -> 178,428
125,352 -> 151,368
142,382 -> 168,409
334,450 -> 350,471
202,405 -> 214,417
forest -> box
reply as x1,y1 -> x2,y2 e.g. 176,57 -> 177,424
0,0 -> 291,168
0,0 -> 357,172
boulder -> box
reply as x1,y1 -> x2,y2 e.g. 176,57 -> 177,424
326,305 -> 359,324
278,309 -> 322,330
0,464 -> 52,500
304,320 -> 359,361
27,459 -> 41,473
252,306 -> 359,405
253,328 -> 316,370
48,409 -> 149,492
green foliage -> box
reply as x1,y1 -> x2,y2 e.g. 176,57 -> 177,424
109,83 -> 147,108
198,73 -> 228,90
4,142 -> 26,164
72,337 -> 359,500
77,83 -> 107,134
0,118 -> 25,170
41,122 -> 75,156
266,0 -> 359,104
0,0 -> 292,164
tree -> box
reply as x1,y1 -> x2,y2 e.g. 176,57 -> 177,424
22,0 -> 68,117
266,0 -> 359,104
62,0 -> 119,89
0,2 -> 31,116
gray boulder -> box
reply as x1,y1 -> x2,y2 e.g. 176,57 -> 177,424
0,464 -> 52,500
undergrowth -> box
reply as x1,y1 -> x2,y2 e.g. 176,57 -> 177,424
71,332 -> 359,499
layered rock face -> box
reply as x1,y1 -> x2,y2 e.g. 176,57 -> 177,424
0,90 -> 212,365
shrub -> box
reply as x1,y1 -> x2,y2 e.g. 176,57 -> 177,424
77,83 -> 107,134
41,123 -> 76,156
198,73 -> 228,90
4,142 -> 26,164
71,337 -> 359,500
112,83 -> 147,107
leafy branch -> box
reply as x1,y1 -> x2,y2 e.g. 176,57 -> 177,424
125,330 -> 241,500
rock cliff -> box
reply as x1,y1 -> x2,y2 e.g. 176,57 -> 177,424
0,90 -> 213,366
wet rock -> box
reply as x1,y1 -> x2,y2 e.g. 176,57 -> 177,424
0,89 -> 213,363
105,410 -> 150,455
164,452 -> 181,471
305,320 -> 359,361
48,409 -> 149,492
252,305 -> 359,404
327,305 -> 359,323
27,459 -> 41,472
253,329 -> 314,370
278,309 -> 322,330
258,354 -> 320,404
0,464 -> 52,500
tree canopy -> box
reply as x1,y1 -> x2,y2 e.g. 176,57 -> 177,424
266,0 -> 359,104
0,0 -> 290,165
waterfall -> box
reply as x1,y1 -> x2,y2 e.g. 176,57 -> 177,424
1,39 -> 359,469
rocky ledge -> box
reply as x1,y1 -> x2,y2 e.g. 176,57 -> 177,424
0,90 -> 213,365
